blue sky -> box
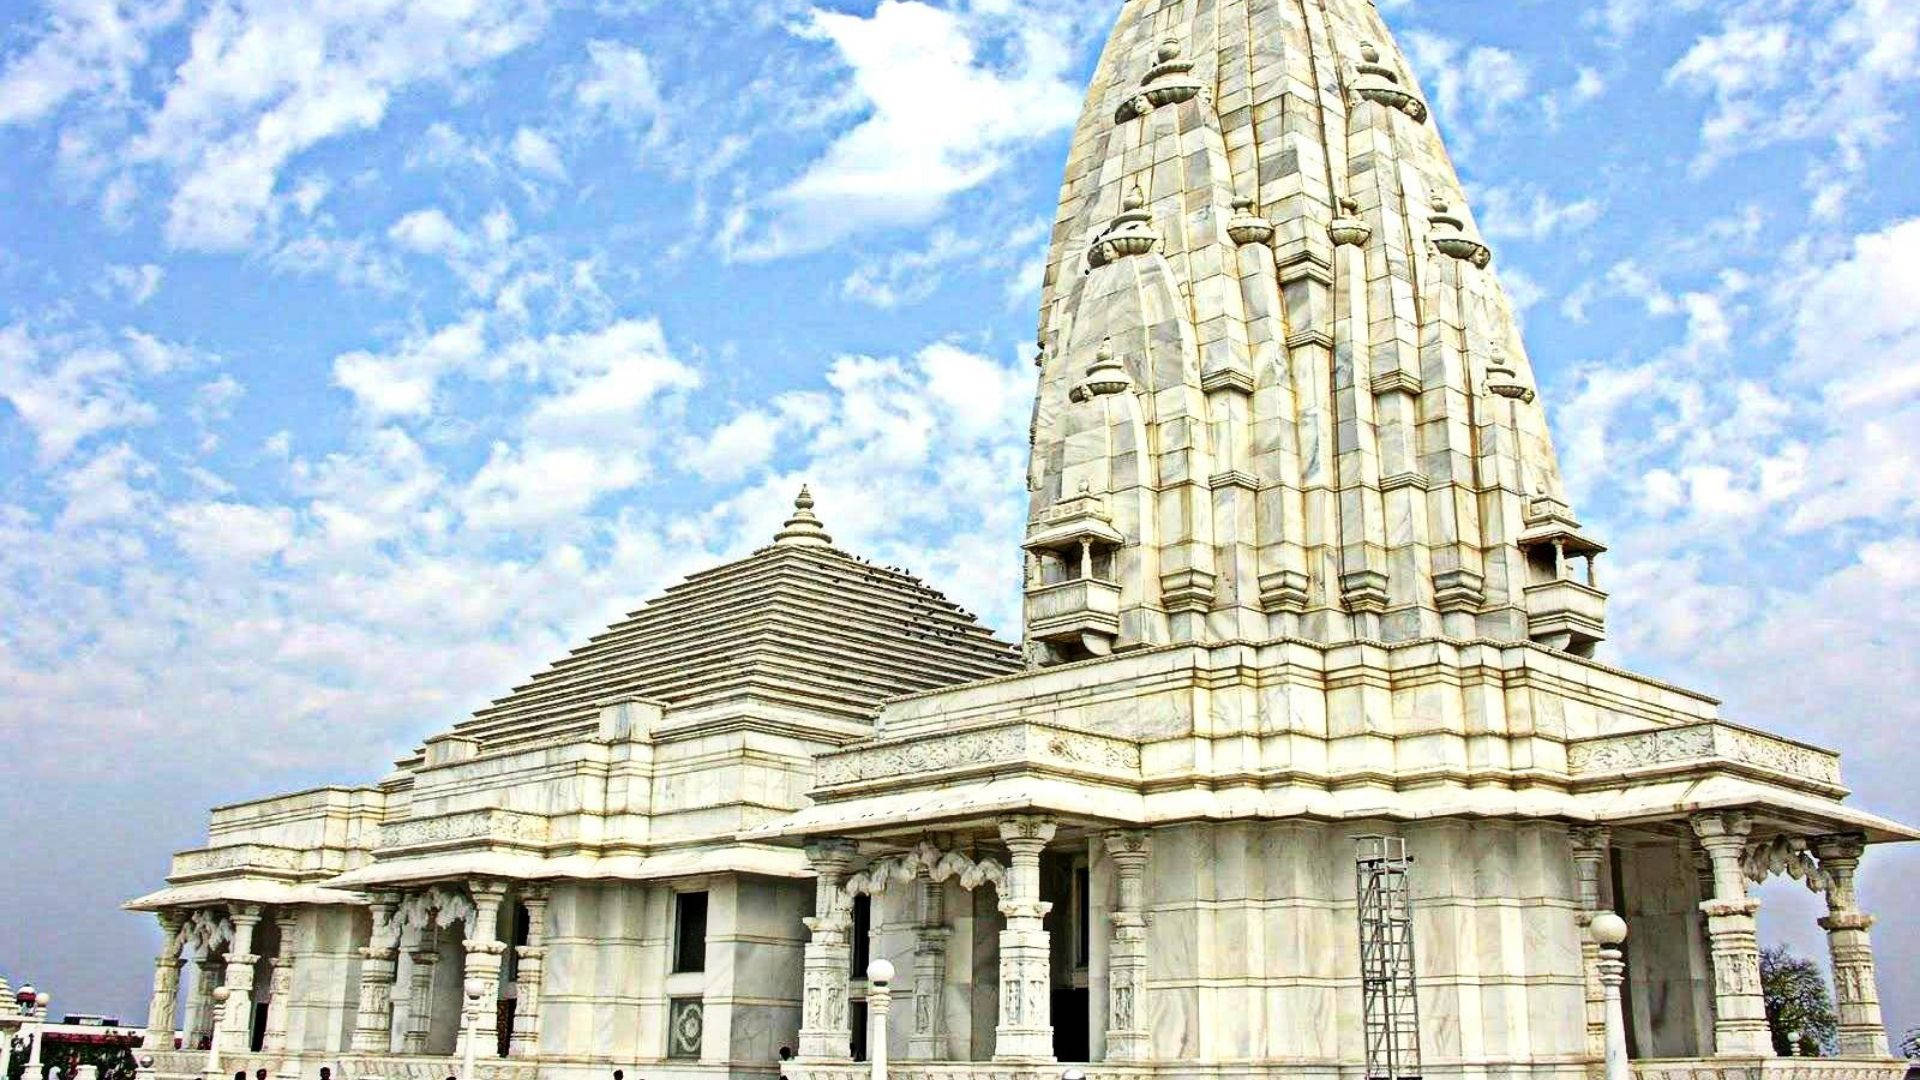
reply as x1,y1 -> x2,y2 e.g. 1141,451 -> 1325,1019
3,0 -> 1919,1042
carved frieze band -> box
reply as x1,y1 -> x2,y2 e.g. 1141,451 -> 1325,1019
172,843 -> 304,878
817,722 -> 1141,787
379,808 -> 551,852
1567,722 -> 1842,790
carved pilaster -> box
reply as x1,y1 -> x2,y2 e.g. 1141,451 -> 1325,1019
261,911 -> 300,1053
187,954 -> 221,1049
908,876 -> 949,1060
1569,826 -> 1612,1061
1103,830 -> 1150,1062
350,893 -> 400,1053
460,880 -> 509,1059
400,948 -> 439,1054
1813,833 -> 1889,1057
1692,812 -> 1769,1056
219,905 -> 262,1052
799,840 -> 857,1062
509,888 -> 550,1057
994,815 -> 1056,1062
146,911 -> 186,1050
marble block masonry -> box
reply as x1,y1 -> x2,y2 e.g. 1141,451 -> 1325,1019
125,3 -> 1911,1080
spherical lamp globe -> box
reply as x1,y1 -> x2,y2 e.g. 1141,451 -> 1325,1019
1590,911 -> 1628,946
211,987 -> 229,1004
866,958 -> 895,987
464,978 -> 486,1002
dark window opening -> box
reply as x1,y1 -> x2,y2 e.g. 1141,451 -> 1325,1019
673,891 -> 709,973
849,1000 -> 869,1062
849,894 -> 871,977
1073,864 -> 1091,967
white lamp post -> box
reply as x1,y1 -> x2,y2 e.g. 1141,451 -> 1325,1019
460,978 -> 485,1080
1591,912 -> 1630,1080
866,960 -> 894,1080
204,987 -> 230,1079
26,990 -> 50,1078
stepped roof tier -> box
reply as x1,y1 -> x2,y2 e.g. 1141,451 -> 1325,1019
422,488 -> 1021,760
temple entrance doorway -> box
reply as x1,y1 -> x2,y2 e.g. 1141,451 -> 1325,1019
1041,850 -> 1091,1061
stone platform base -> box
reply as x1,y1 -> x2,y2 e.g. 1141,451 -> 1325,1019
1634,1059 -> 1909,1080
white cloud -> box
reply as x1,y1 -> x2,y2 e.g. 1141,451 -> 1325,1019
101,263 -> 164,304
575,40 -> 663,128
117,0 -> 551,251
0,323 -> 207,464
510,127 -> 566,178
728,0 -> 1084,260
1474,184 -> 1604,241
681,410 -> 782,482
1402,32 -> 1531,148
166,500 -> 296,564
331,314 -> 488,418
0,0 -> 181,127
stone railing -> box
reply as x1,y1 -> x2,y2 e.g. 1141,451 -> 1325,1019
377,808 -> 550,855
1568,722 -> 1845,796
170,843 -> 306,880
785,1064 -> 1156,1080
1634,1057 -> 1907,1080
344,1054 -> 538,1080
816,721 -> 1141,789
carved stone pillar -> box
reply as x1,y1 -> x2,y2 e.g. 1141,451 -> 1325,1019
799,841 -> 857,1061
994,815 -> 1056,1062
1692,812 -> 1769,1056
1103,830 -> 1150,1062
219,905 -> 263,1052
1813,834 -> 1889,1057
908,875 -> 949,1060
350,894 -> 400,1053
1569,826 -> 1613,1060
460,880 -> 509,1059
400,947 -> 439,1054
262,911 -> 300,1053
146,911 -> 186,1051
509,887 -> 550,1057
187,952 -> 222,1049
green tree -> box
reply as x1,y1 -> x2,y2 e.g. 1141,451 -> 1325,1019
1761,944 -> 1837,1056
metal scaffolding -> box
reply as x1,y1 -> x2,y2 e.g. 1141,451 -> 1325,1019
1355,835 -> 1421,1080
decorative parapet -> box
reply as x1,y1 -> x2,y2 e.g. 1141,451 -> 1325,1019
1568,722 -> 1845,797
816,722 -> 1141,790
169,843 -> 305,882
1632,1057 -> 1905,1080
377,808 -> 550,856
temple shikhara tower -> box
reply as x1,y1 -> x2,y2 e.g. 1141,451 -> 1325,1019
126,4 -> 1910,1080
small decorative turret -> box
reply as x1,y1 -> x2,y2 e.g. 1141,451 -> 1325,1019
1351,42 -> 1428,122
1330,196 -> 1373,247
1428,195 -> 1492,267
1484,352 -> 1534,402
1088,185 -> 1161,268
1117,38 -> 1203,121
1227,196 -> 1274,246
1081,339 -> 1132,397
772,485 -> 834,547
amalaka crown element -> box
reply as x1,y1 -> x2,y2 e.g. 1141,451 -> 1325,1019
773,485 -> 833,548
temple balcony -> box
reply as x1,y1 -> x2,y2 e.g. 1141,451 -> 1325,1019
1524,578 -> 1607,655
1024,576 -> 1121,654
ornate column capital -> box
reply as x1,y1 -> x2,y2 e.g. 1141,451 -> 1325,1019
1103,829 -> 1150,865
1690,810 -> 1752,850
1569,825 -> 1612,854
998,814 -> 1057,852
805,838 -> 859,874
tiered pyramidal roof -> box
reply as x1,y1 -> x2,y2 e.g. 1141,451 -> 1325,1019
1023,0 -> 1608,662
438,490 -> 1021,755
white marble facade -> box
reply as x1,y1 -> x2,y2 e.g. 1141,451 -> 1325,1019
127,2 -> 1913,1080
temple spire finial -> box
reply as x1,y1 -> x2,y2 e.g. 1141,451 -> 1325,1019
773,484 -> 834,547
